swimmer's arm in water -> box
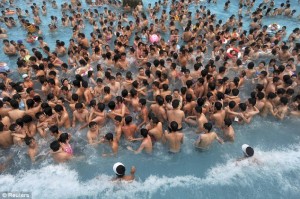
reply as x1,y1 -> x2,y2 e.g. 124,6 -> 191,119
79,123 -> 89,130
128,137 -> 143,141
127,144 -> 144,154
11,133 -> 26,139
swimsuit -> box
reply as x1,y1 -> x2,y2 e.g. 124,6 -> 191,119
64,143 -> 73,155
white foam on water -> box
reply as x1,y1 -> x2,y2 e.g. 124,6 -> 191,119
1,144 -> 300,199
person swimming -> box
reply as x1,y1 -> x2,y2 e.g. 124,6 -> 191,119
112,162 -> 136,182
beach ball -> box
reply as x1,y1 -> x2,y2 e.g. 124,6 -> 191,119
150,34 -> 159,43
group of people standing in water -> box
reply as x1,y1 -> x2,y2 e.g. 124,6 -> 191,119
0,0 -> 300,180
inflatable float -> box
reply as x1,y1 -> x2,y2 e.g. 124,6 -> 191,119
227,48 -> 241,59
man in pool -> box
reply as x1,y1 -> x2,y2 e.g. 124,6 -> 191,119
236,144 -> 259,164
25,137 -> 38,162
101,133 -> 118,157
87,121 -> 100,145
163,121 -> 184,153
194,122 -> 224,150
127,128 -> 152,154
167,99 -> 185,131
121,116 -> 137,141
72,102 -> 89,129
112,162 -> 136,182
2,39 -> 17,56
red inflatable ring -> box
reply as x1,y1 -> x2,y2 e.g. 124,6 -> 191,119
226,48 -> 241,59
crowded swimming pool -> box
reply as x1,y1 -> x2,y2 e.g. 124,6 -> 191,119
0,0 -> 300,198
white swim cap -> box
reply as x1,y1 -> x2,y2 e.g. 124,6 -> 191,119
22,74 -> 29,79
113,162 -> 125,176
242,144 -> 254,157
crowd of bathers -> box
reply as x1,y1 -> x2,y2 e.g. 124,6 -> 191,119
0,0 -> 299,166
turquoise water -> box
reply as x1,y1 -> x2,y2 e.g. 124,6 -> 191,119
0,0 -> 300,199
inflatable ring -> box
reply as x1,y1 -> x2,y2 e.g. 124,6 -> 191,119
27,25 -> 37,33
27,36 -> 37,43
5,11 -> 15,15
227,48 -> 241,59
267,24 -> 281,33
222,38 -> 228,44
76,67 -> 93,76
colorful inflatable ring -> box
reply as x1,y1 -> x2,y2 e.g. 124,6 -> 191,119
226,48 -> 241,59
222,38 -> 228,44
76,67 -> 93,76
26,25 -> 37,33
5,11 -> 15,15
27,36 -> 38,43
267,24 -> 281,33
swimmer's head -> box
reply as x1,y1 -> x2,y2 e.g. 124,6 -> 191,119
172,99 -> 180,109
113,162 -> 125,177
170,121 -> 178,132
224,118 -> 232,127
140,128 -> 148,138
75,103 -> 83,112
89,121 -> 97,129
50,140 -> 61,152
49,125 -> 59,134
25,137 -> 35,147
242,144 -> 254,157
203,122 -> 212,132
114,116 -> 122,124
58,133 -> 70,143
125,116 -> 132,125
214,101 -> 222,110
105,133 -> 113,141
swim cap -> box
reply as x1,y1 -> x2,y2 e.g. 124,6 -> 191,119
242,144 -> 254,157
113,162 -> 125,176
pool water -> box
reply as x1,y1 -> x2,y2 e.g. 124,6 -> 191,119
0,0 -> 300,199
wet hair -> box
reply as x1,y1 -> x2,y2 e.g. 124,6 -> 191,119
22,115 -> 33,123
140,128 -> 148,138
195,106 -> 202,114
75,103 -> 83,109
214,101 -> 222,110
44,106 -> 53,116
232,88 -> 239,96
105,133 -> 113,141
49,125 -> 59,134
239,103 -> 247,111
170,121 -> 178,132
50,140 -> 60,152
97,103 -> 105,111
114,115 -> 122,123
139,98 -> 146,106
203,122 -> 212,132
10,99 -> 19,109
172,99 -> 180,109
54,104 -> 64,113
125,116 -> 132,125
89,121 -> 97,128
224,118 -> 232,127
25,137 -> 34,146
280,97 -> 288,105
248,98 -> 256,106
108,101 -> 116,110
58,133 -> 69,143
